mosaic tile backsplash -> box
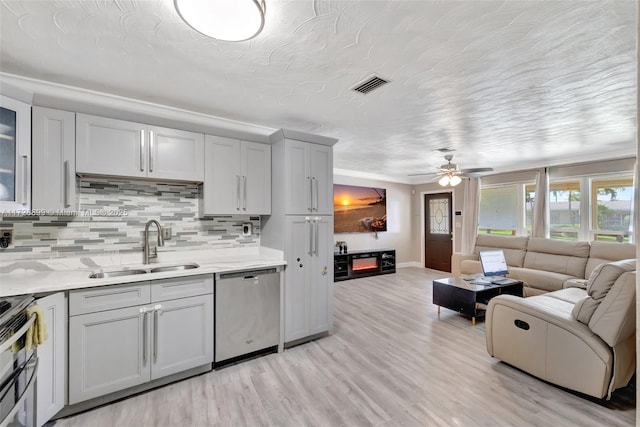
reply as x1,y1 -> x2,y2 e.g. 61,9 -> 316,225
0,178 -> 260,261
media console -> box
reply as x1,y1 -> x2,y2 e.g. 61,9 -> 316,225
334,249 -> 396,281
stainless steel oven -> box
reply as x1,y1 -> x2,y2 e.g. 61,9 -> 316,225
0,295 -> 37,427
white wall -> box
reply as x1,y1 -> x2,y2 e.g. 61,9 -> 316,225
333,175 -> 414,265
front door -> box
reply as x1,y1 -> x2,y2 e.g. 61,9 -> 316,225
424,192 -> 453,272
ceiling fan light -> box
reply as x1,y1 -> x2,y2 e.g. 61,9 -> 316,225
450,175 -> 462,186
174,0 -> 266,42
438,175 -> 450,186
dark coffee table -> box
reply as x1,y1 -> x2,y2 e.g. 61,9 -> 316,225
432,277 -> 523,325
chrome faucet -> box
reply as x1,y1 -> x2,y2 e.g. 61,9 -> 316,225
143,219 -> 164,264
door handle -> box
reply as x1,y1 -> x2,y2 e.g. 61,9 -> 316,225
139,130 -> 145,172
149,130 -> 154,172
314,220 -> 319,254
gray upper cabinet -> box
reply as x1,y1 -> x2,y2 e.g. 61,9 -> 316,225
147,125 -> 204,182
284,140 -> 332,215
0,95 -> 31,212
76,114 -> 204,182
201,135 -> 271,215
32,107 -> 76,211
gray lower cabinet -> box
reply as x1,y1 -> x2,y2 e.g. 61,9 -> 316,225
152,294 -> 213,379
68,275 -> 214,405
36,292 -> 67,427
69,305 -> 149,404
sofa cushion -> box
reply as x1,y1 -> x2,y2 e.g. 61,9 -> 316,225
545,287 -> 588,304
474,234 -> 528,267
585,241 -> 636,277
589,271 -> 636,347
571,259 -> 636,325
523,238 -> 590,278
508,267 -> 577,293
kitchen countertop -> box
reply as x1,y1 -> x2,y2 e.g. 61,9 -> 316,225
0,247 -> 286,297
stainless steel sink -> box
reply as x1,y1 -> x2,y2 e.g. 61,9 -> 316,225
89,269 -> 148,279
89,263 -> 200,278
149,263 -> 200,273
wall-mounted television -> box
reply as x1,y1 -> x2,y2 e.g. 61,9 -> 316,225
334,184 -> 387,233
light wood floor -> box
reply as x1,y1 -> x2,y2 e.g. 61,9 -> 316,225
54,267 -> 636,427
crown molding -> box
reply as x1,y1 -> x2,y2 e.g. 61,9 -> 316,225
0,72 -> 277,142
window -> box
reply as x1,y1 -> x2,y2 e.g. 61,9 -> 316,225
591,176 -> 633,243
549,181 -> 581,240
479,169 -> 633,243
479,186 -> 520,235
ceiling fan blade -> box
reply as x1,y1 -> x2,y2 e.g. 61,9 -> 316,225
408,172 -> 439,177
460,167 -> 494,173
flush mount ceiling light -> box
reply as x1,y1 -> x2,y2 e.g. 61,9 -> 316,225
174,0 -> 266,42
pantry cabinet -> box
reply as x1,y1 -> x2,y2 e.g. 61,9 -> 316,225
68,275 -> 213,404
32,107 -> 76,211
283,140 -> 332,215
283,216 -> 333,342
201,135 -> 271,215
76,114 -> 204,182
261,129 -> 337,346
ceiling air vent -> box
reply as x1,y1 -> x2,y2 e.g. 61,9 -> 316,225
351,76 -> 389,94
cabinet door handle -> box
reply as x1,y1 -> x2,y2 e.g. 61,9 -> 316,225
308,219 -> 313,255
140,307 -> 148,365
307,177 -> 313,211
312,177 -> 318,211
142,311 -> 148,365
236,175 -> 241,210
139,130 -> 145,172
154,304 -> 161,362
149,130 -> 154,172
63,160 -> 70,208
242,176 -> 247,210
314,220 -> 319,255
21,155 -> 28,205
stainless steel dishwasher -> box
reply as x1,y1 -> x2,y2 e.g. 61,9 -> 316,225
215,267 -> 280,364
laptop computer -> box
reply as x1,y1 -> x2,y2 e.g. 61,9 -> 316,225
476,250 -> 518,285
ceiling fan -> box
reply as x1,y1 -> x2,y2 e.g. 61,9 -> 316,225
409,154 -> 494,186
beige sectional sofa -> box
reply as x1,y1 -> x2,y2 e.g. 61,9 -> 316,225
451,234 -> 636,296
486,259 -> 636,399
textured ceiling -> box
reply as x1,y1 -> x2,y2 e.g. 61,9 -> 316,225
0,0 -> 636,183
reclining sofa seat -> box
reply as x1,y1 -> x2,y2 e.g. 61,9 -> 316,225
486,259 -> 636,399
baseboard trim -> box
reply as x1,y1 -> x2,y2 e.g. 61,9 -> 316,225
398,262 -> 422,268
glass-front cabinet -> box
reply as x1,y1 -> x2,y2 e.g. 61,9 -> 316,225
0,95 -> 31,212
